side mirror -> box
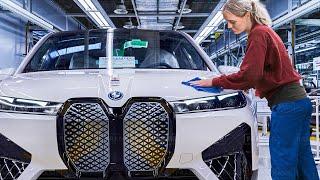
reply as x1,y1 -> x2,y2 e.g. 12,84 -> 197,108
0,68 -> 15,80
218,65 -> 240,75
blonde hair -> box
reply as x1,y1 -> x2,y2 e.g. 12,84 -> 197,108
223,0 -> 272,26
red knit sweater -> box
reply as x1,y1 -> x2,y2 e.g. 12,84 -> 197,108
212,23 -> 301,100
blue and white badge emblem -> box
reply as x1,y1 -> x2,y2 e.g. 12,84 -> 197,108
108,91 -> 123,101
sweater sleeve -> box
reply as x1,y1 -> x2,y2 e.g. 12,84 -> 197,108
212,34 -> 267,90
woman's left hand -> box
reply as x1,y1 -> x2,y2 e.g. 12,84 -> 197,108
190,79 -> 213,87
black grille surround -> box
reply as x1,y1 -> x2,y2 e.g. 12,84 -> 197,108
0,133 -> 31,180
202,123 -> 252,180
121,98 -> 175,177
57,98 -> 111,177
57,97 -> 176,179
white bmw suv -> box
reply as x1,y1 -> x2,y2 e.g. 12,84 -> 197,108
0,29 -> 258,180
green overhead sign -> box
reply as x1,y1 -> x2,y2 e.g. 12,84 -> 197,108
124,39 -> 148,49
114,39 -> 148,56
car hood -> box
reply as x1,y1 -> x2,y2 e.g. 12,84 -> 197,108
0,69 -> 237,107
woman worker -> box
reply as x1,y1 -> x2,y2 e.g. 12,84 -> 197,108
192,0 -> 319,179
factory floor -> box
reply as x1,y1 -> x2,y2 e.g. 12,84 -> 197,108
258,135 -> 320,180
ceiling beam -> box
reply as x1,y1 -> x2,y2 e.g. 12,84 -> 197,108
0,8 -> 11,13
273,0 -> 320,29
174,0 -> 187,30
0,0 -> 56,31
296,29 -> 320,42
66,13 -> 87,17
296,19 -> 320,26
109,13 -> 211,18
157,0 -> 159,23
181,29 -> 198,33
131,0 -> 140,27
67,13 -> 211,18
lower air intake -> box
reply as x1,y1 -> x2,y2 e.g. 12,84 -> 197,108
202,123 -> 252,180
204,152 -> 248,180
0,133 -> 31,180
0,157 -> 29,180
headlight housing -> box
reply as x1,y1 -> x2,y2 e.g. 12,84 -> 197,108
170,92 -> 246,113
0,96 -> 62,115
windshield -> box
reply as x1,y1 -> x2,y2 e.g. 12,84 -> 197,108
23,29 -> 208,73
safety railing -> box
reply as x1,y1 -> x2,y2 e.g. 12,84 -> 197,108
309,96 -> 320,164
255,99 -> 271,137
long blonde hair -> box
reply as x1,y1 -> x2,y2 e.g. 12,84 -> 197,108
222,0 -> 272,26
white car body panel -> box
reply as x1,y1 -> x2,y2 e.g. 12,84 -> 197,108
0,69 -> 234,105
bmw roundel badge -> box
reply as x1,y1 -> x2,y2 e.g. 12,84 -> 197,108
108,91 -> 123,101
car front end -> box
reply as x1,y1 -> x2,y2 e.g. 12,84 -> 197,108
0,29 -> 258,180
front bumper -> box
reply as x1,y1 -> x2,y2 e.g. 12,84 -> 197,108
0,98 -> 258,180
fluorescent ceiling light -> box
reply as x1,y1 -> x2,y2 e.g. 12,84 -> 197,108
0,0 -> 55,31
207,11 -> 223,27
195,11 -> 223,44
77,0 -> 97,11
84,0 -> 97,11
95,11 -> 109,26
199,27 -> 211,37
89,11 -> 104,26
194,0 -> 225,44
77,0 -> 90,10
74,0 -> 114,28
295,46 -> 317,53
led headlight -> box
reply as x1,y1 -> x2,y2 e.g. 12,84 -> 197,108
170,92 -> 246,113
0,96 -> 62,115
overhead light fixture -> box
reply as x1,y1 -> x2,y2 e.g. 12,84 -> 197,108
176,22 -> 185,30
0,0 -> 55,32
114,4 -> 128,14
195,11 -> 223,44
123,19 -> 135,29
74,0 -> 115,28
178,4 -> 192,14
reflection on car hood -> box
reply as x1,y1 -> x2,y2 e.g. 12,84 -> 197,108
0,69 -> 237,107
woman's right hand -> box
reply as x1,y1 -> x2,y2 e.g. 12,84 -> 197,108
190,79 -> 213,87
